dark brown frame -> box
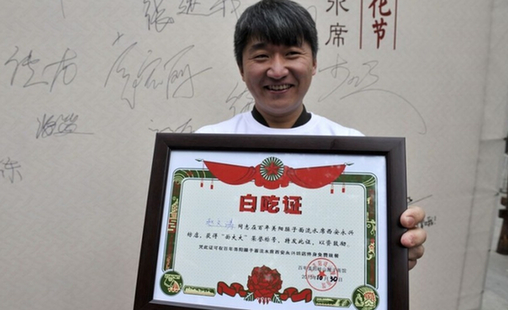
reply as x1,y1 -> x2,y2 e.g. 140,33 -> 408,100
134,133 -> 408,310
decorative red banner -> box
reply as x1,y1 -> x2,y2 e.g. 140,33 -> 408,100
202,157 -> 349,190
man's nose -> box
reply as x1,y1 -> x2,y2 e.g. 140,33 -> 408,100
267,55 -> 289,79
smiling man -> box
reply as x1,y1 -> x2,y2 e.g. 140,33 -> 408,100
241,40 -> 314,128
197,0 -> 426,269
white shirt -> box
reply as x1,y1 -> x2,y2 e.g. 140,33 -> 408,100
196,111 -> 363,136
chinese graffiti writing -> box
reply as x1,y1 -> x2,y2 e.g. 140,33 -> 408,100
5,46 -> 78,92
1,157 -> 22,184
418,216 -> 437,228
177,0 -> 241,19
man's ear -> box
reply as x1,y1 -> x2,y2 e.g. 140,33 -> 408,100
312,58 -> 317,76
239,65 -> 245,81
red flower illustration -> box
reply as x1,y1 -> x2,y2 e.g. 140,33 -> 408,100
217,265 -> 311,305
247,266 -> 283,304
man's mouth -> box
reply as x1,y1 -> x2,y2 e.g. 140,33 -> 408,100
266,84 -> 292,91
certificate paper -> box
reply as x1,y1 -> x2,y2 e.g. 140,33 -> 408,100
154,151 -> 387,310
135,134 -> 407,310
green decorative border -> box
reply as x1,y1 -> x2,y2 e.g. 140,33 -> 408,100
335,174 -> 377,287
163,170 -> 378,288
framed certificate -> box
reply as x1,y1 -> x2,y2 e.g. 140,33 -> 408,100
134,133 -> 408,310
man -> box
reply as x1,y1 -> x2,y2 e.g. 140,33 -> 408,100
197,0 -> 426,269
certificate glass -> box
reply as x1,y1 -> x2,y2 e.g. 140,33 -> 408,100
134,134 -> 408,310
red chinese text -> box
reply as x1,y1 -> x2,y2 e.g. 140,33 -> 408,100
239,194 -> 303,215
367,0 -> 395,49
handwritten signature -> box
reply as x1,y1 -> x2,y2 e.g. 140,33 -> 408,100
60,0 -> 66,18
226,82 -> 254,116
148,118 -> 194,133
419,216 -> 437,228
36,113 -> 93,139
0,157 -> 22,184
407,195 -> 437,228
177,0 -> 241,18
318,53 -> 427,134
4,47 -> 78,92
206,218 -> 235,229
104,43 -> 212,109
144,0 -> 174,32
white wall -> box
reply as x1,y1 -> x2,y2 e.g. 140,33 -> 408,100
1,1 -> 506,309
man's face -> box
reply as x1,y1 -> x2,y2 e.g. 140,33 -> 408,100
240,39 -> 317,120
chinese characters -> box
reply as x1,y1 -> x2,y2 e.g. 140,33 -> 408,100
323,0 -> 399,49
177,0 -> 241,19
325,0 -> 350,48
185,218 -> 356,258
240,194 -> 303,214
1,157 -> 22,184
5,47 -> 78,92
367,0 -> 395,48
418,215 -> 437,228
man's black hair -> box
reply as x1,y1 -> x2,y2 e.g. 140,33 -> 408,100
234,0 -> 318,68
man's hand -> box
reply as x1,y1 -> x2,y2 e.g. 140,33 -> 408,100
400,205 -> 427,270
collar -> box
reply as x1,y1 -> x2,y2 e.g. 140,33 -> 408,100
251,105 -> 312,128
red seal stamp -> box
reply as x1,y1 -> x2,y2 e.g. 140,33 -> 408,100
305,258 -> 339,291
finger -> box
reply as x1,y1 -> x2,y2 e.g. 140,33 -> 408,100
401,205 -> 426,228
401,227 -> 427,248
408,259 -> 418,270
408,245 -> 425,261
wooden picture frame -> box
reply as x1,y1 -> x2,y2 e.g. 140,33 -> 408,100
134,133 -> 408,310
